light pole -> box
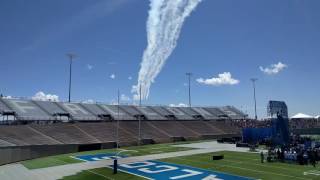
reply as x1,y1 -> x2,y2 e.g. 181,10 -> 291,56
250,78 -> 258,120
186,73 -> 192,107
116,89 -> 120,149
66,53 -> 76,103
138,84 -> 142,145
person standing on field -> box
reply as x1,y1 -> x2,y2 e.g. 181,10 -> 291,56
260,151 -> 264,163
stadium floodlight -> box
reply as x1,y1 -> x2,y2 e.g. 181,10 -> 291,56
66,53 -> 77,103
250,78 -> 258,120
186,73 -> 192,107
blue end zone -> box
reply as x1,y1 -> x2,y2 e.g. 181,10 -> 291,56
73,153 -> 253,179
72,153 -> 127,162
117,160 -> 254,180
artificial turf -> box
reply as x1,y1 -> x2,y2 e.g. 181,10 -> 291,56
61,168 -> 144,180
62,151 -> 320,180
162,151 -> 320,180
21,142 -> 194,169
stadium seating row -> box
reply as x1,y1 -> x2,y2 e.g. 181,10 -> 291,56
0,98 -> 247,122
0,120 -> 241,147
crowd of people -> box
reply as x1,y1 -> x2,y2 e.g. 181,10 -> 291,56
260,136 -> 320,167
290,118 -> 320,129
231,118 -> 320,130
262,147 -> 320,167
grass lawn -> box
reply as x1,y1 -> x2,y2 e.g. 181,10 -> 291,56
21,142 -> 194,169
162,151 -> 320,180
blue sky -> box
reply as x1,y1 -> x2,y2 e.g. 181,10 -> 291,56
0,0 -> 320,118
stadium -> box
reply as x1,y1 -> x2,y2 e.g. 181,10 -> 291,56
1,0 -> 320,180
0,98 -> 320,180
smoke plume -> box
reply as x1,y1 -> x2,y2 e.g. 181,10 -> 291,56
132,0 -> 202,100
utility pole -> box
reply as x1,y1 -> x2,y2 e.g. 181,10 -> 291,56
138,84 -> 142,145
186,73 -> 192,107
116,89 -> 120,149
250,78 -> 258,120
66,53 -> 76,103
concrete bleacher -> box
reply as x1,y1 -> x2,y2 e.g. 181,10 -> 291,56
163,107 -> 194,120
0,119 -> 241,148
0,99 -> 13,113
79,103 -> 112,120
134,106 -> 167,120
33,100 -> 69,120
191,107 -> 219,120
178,121 -> 225,135
98,104 -> 136,120
0,98 -> 246,150
0,98 -> 248,122
207,120 -> 241,134
219,106 -> 247,120
178,107 -> 203,119
56,103 -> 98,121
0,125 -> 58,145
74,122 -> 137,145
149,121 -> 199,138
30,124 -> 99,144
119,121 -> 170,142
120,105 -> 144,119
1,99 -> 53,120
204,107 -> 228,118
149,106 -> 176,120
0,98 -> 249,165
0,139 -> 15,147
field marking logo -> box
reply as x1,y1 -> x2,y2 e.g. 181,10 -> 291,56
116,160 -> 253,180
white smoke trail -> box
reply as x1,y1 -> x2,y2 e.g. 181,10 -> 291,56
132,0 -> 202,100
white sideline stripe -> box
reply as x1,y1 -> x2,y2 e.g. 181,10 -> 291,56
87,170 -> 114,180
69,156 -> 88,162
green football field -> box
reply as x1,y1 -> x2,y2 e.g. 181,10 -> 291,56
62,151 -> 320,180
20,141 -> 320,180
21,141 -> 196,169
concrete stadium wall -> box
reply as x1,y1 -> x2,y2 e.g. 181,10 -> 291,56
0,142 -> 117,166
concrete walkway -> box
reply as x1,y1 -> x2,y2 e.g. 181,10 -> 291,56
0,141 -> 250,180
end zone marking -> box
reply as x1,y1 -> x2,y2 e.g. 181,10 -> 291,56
71,153 -> 126,162
114,160 -> 253,180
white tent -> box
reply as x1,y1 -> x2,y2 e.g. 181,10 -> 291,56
315,115 -> 320,119
291,113 -> 314,119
